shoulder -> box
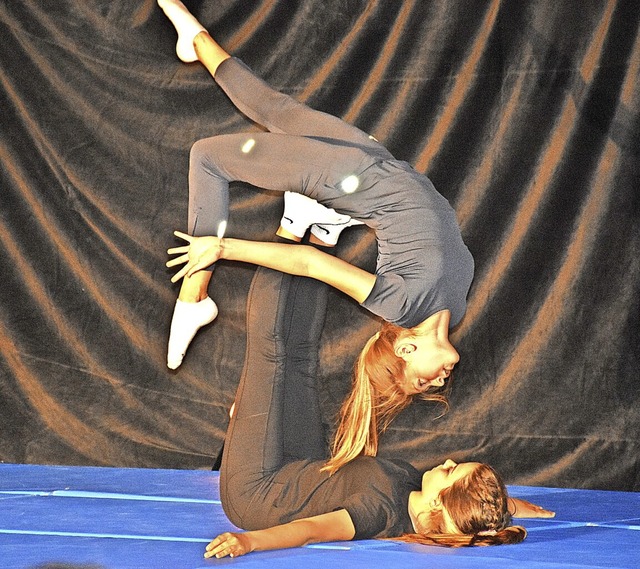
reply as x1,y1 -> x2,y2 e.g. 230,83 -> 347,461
336,458 -> 419,539
338,456 -> 421,489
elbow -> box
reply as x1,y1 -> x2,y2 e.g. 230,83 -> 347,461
293,520 -> 322,547
305,245 -> 334,280
296,245 -> 320,278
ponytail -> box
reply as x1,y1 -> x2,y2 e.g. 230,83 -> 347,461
393,526 -> 527,547
323,322 -> 450,474
322,333 -> 380,474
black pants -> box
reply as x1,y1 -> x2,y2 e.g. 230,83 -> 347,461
219,266 -> 329,528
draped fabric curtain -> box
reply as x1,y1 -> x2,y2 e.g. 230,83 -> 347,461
1,0 -> 638,490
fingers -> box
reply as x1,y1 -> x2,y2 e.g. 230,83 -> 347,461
204,533 -> 246,559
169,230 -> 192,257
170,265 -> 189,283
166,231 -> 213,283
174,230 -> 192,242
167,245 -> 190,256
166,230 -> 191,275
529,502 -> 555,517
512,499 -> 556,519
166,253 -> 189,268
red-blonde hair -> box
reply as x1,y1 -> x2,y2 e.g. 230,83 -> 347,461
395,463 -> 527,547
323,322 -> 450,474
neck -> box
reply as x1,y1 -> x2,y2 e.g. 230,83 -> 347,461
413,309 -> 451,336
407,490 -> 421,532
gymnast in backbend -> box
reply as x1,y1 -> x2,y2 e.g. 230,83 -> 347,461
159,0 -> 477,473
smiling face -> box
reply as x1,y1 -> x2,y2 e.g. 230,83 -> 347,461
396,333 -> 460,395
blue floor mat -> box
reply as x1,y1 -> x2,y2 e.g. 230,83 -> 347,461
0,464 -> 637,569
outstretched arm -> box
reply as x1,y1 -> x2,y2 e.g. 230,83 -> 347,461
167,231 -> 376,303
204,509 -> 356,559
509,497 -> 555,518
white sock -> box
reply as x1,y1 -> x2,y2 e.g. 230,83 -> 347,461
167,297 -> 218,369
279,191 -> 351,238
310,218 -> 364,246
157,0 -> 206,62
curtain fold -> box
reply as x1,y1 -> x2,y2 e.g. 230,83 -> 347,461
1,0 -> 638,490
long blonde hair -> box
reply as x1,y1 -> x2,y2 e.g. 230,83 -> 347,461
322,322 -> 450,474
395,464 -> 527,547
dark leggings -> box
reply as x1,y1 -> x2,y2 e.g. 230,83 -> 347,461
219,266 -> 329,528
188,57 -> 391,237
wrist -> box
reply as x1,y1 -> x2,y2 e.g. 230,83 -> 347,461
244,530 -> 260,553
218,237 -> 229,261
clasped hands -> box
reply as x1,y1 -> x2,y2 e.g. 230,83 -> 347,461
166,230 -> 222,282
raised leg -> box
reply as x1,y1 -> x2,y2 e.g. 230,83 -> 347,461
219,266 -> 329,526
281,274 -> 330,461
158,0 -> 388,150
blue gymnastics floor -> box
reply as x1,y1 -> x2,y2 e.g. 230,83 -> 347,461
0,464 -> 638,569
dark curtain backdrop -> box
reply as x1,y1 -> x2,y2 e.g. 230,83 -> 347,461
1,0 -> 638,491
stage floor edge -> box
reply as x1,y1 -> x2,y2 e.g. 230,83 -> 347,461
0,463 -> 638,569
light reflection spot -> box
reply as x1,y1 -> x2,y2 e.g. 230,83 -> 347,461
340,175 -> 359,194
241,139 -> 256,153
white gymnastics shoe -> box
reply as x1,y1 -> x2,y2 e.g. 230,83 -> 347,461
279,191 -> 351,238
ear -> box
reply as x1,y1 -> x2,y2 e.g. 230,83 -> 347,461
394,340 -> 416,360
428,497 -> 443,512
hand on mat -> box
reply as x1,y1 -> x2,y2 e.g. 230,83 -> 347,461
204,531 -> 253,559
509,497 -> 555,518
167,231 -> 221,282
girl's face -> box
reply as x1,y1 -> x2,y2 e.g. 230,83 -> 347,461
397,334 -> 460,395
422,460 -> 481,533
421,460 -> 479,496
410,459 -> 482,534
